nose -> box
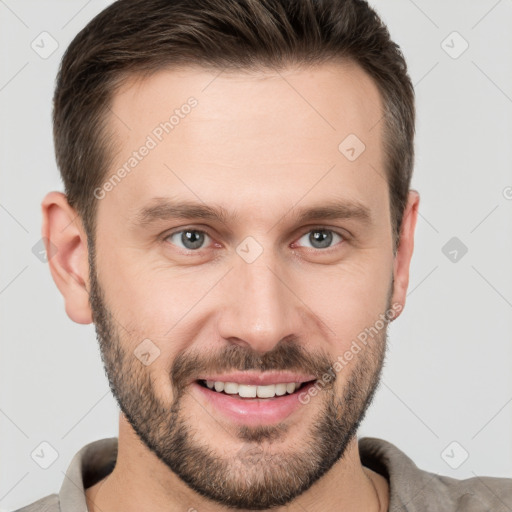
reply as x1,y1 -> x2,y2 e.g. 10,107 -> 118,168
216,249 -> 303,354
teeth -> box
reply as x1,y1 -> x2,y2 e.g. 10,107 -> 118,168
204,380 -> 304,398
224,382 -> 239,394
239,384 -> 257,398
286,383 -> 296,394
275,383 -> 287,396
257,385 -> 276,398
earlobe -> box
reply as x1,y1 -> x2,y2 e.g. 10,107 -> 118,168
390,190 -> 420,318
42,192 -> 93,324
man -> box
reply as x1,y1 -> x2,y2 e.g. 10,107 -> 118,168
16,0 -> 512,511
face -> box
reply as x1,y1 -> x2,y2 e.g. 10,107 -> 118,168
82,61 -> 406,509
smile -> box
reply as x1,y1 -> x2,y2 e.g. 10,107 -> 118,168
197,379 -> 314,399
193,378 -> 318,425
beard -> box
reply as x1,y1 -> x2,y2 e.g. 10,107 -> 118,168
88,256 -> 390,510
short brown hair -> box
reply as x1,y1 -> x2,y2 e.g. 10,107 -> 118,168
53,0 -> 415,247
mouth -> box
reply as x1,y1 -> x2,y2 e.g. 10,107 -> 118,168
196,379 -> 316,400
193,378 -> 318,425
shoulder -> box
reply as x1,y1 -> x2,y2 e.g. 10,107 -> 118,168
12,493 -> 59,512
432,472 -> 512,511
359,437 -> 512,511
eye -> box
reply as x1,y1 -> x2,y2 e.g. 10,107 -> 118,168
166,229 -> 211,251
296,229 -> 344,250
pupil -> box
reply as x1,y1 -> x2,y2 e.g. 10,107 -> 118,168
310,230 -> 332,249
182,230 -> 204,250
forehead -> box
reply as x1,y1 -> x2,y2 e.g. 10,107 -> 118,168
100,61 -> 387,227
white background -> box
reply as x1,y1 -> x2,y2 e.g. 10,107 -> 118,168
1,0 -> 511,509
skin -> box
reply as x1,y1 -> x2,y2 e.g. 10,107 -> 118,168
43,60 -> 419,511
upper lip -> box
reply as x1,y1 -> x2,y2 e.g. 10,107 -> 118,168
195,371 -> 317,386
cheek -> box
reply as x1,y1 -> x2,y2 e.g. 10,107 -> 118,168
97,244 -> 197,329
295,255 -> 393,346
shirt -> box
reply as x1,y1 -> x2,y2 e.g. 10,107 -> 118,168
14,436 -> 512,511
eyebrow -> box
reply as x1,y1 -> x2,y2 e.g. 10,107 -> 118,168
133,197 -> 372,229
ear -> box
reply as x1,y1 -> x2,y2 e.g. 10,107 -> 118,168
390,190 -> 420,319
42,192 -> 93,324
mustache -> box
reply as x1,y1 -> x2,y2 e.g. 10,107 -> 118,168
171,339 -> 335,394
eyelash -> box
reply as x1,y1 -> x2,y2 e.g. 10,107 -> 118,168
162,226 -> 347,253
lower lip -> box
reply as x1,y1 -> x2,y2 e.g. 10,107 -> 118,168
192,381 -> 316,426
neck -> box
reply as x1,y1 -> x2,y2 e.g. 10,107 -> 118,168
85,416 -> 389,512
